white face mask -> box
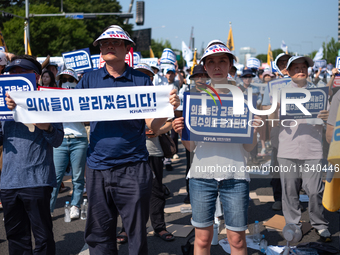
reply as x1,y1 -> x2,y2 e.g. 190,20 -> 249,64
62,81 -> 76,89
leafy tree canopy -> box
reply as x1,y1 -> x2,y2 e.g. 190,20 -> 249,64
0,0 -> 132,56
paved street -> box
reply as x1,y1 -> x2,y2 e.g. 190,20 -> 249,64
0,143 -> 339,254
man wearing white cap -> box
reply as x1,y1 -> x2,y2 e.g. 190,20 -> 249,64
76,25 -> 179,254
278,56 -> 331,242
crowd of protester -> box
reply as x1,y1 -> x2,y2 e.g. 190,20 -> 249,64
0,23 -> 338,255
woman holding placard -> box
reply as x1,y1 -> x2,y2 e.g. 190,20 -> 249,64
173,42 -> 261,255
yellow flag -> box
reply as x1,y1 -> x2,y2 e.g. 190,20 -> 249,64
0,29 -> 8,52
149,46 -> 155,58
286,46 -> 288,54
267,43 -> 273,67
24,30 -> 32,56
227,26 -> 234,51
191,49 -> 197,75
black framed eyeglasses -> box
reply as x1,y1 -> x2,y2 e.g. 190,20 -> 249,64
99,40 -> 122,47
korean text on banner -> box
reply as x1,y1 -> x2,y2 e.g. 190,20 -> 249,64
9,86 -> 174,124
280,86 -> 329,120
0,73 -> 36,121
62,48 -> 93,73
181,92 -> 255,144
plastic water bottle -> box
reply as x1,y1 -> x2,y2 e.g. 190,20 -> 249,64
64,201 -> 71,222
260,235 -> 268,254
253,220 -> 261,244
81,199 -> 88,220
180,206 -> 192,213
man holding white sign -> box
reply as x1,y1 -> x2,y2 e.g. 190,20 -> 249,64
3,55 -> 64,255
76,25 -> 179,255
277,56 -> 331,242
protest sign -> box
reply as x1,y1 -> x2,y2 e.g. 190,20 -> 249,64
10,85 -> 174,123
280,86 -> 328,120
133,52 -> 141,67
125,48 -> 134,67
160,48 -> 176,64
37,56 -> 64,72
0,74 -> 36,120
62,48 -> 92,73
246,57 -> 261,69
336,57 -> 340,71
140,58 -> 158,67
91,54 -> 100,70
182,92 -> 255,143
314,59 -> 327,69
334,75 -> 340,87
268,77 -> 291,93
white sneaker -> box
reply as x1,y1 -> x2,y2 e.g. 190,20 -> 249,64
70,206 -> 80,219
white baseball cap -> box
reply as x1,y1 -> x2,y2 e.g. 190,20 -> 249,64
199,43 -> 236,64
286,56 -> 314,70
206,39 -> 226,48
93,25 -> 135,46
135,63 -> 154,77
56,68 -> 79,81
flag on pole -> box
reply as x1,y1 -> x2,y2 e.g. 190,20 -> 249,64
281,40 -> 288,54
0,29 -> 8,52
149,46 -> 155,58
182,41 -> 193,63
191,49 -> 197,75
24,29 -> 32,55
313,47 -> 323,61
227,25 -> 234,51
267,42 -> 273,68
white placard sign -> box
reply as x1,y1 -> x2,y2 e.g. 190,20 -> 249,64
140,58 -> 158,67
9,86 -> 174,123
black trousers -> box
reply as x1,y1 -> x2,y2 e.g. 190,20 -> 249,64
85,162 -> 152,255
1,187 -> 55,255
170,128 -> 178,154
149,156 -> 166,233
185,149 -> 194,194
270,146 -> 282,202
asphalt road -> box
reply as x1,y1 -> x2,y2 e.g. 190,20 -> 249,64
0,143 -> 339,255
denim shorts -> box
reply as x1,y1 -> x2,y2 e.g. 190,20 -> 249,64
189,178 -> 249,231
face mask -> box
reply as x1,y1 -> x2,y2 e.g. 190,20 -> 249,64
62,81 -> 76,89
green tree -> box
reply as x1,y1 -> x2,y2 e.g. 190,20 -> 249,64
2,4 -> 92,56
60,0 -> 132,54
0,0 -> 131,56
324,37 -> 340,65
140,39 -> 172,58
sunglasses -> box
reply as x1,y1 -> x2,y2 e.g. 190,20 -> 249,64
61,77 -> 76,83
